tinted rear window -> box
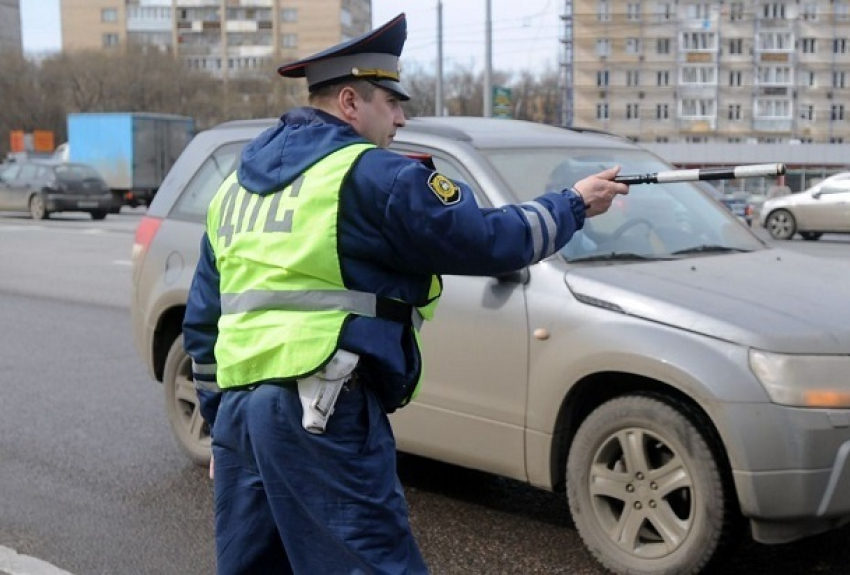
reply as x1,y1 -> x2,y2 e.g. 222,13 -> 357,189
170,141 -> 245,223
54,164 -> 102,181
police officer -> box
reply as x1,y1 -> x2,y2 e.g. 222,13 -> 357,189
183,12 -> 628,575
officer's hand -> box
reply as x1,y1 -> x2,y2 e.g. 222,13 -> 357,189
573,166 -> 630,218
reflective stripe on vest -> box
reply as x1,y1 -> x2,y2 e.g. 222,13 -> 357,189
206,143 -> 441,390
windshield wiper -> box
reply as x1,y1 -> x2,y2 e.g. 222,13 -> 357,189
570,252 -> 672,263
671,245 -> 751,256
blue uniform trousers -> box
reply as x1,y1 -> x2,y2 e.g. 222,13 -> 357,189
211,380 -> 429,575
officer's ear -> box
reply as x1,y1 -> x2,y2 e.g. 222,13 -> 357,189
338,85 -> 359,121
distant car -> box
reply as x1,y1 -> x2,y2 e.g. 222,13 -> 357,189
719,193 -> 754,227
760,173 -> 850,240
0,160 -> 114,219
132,117 -> 850,575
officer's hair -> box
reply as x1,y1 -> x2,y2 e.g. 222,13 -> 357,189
309,80 -> 377,104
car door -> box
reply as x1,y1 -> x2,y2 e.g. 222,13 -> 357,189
812,181 -> 850,231
9,163 -> 39,211
0,164 -> 23,211
387,148 -> 531,481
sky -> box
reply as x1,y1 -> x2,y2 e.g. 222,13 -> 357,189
19,0 -> 563,75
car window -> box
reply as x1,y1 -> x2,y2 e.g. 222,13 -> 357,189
18,164 -> 38,180
390,146 -> 487,207
481,147 -> 764,260
170,141 -> 245,222
54,164 -> 102,181
0,165 -> 20,182
819,181 -> 850,196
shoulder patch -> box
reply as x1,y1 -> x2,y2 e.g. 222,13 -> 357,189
427,172 -> 462,205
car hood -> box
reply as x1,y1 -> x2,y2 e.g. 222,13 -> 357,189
564,249 -> 850,353
763,192 -> 809,210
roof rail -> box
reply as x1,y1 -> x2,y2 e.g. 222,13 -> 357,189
563,126 -> 630,141
213,118 -> 278,130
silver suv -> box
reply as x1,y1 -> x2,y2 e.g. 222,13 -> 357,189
131,117 -> 850,575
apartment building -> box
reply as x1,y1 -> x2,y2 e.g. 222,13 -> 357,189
60,0 -> 371,79
563,0 -> 850,144
0,0 -> 22,55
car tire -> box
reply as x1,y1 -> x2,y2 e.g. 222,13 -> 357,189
800,232 -> 822,241
765,209 -> 796,240
163,334 -> 212,466
567,394 -> 734,575
29,194 -> 49,220
90,210 -> 107,220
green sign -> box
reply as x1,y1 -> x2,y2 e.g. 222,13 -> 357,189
492,86 -> 512,118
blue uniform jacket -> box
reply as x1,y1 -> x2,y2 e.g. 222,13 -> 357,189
183,107 -> 587,422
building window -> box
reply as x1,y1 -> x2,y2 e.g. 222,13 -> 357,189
837,2 -> 850,20
655,2 -> 673,21
758,32 -> 792,51
657,38 -> 670,54
101,8 -> 118,23
801,3 -> 818,21
802,38 -> 816,54
625,38 -> 641,54
685,3 -> 712,19
685,136 -> 708,143
681,66 -> 716,85
755,99 -> 791,118
830,137 -> 844,144
103,33 -> 119,47
281,8 -> 297,22
597,103 -> 609,120
598,0 -> 611,22
832,105 -> 845,121
627,3 -> 641,20
729,38 -> 743,55
656,136 -> 669,143
681,32 -> 716,51
728,104 -> 741,120
681,99 -> 715,117
834,71 -> 847,88
657,70 -> 670,86
597,70 -> 609,86
656,104 -> 669,119
762,3 -> 786,19
626,70 -> 640,86
281,34 -> 297,48
729,70 -> 742,86
799,104 -> 815,121
758,66 -> 791,85
596,39 -> 611,57
626,103 -> 640,119
801,70 -> 816,86
729,2 -> 744,21
835,39 -> 848,54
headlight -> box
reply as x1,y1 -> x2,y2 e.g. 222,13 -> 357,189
749,349 -> 850,408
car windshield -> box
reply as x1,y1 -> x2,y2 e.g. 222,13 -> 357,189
54,164 -> 102,181
481,147 -> 764,262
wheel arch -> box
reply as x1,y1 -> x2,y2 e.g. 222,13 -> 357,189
152,305 -> 186,382
550,373 -> 737,509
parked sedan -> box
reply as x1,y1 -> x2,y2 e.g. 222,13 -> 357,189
132,117 -> 850,575
760,173 -> 850,240
0,160 -> 114,219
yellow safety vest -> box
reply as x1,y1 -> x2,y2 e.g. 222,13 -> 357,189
206,143 -> 441,392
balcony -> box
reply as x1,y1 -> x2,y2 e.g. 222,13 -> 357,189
753,118 -> 793,132
678,84 -> 717,98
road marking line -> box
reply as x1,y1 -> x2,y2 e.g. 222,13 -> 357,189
0,545 -> 73,575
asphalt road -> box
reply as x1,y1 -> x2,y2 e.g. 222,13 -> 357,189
1,210 -> 849,574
